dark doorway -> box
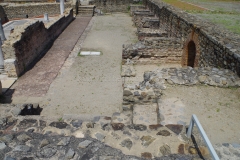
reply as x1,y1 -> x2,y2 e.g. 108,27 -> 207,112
187,41 -> 196,67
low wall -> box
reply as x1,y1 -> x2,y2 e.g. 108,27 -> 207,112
2,8 -> 73,77
0,5 -> 8,24
92,0 -> 139,12
143,0 -> 240,75
2,3 -> 71,19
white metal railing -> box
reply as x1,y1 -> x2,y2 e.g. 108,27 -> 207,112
187,114 -> 220,160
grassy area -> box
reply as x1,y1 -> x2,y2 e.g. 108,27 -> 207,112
196,13 -> 240,34
160,0 -> 240,34
162,0 -> 206,11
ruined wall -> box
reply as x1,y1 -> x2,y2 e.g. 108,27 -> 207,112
92,0 -> 138,12
123,37 -> 182,64
0,5 -> 8,24
2,3 -> 71,19
143,0 -> 240,75
2,8 -> 73,77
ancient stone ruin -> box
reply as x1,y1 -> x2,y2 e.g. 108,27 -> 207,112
0,0 -> 239,159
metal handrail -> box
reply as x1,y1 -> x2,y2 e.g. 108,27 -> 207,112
187,114 -> 220,160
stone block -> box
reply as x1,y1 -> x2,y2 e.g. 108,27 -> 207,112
133,104 -> 158,125
4,59 -> 18,77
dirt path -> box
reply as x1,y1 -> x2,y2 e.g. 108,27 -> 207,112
41,13 -> 137,118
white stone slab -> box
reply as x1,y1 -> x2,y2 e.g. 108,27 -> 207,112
80,51 -> 101,56
80,51 -> 91,55
90,51 -> 101,55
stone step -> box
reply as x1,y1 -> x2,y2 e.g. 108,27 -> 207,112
78,5 -> 95,9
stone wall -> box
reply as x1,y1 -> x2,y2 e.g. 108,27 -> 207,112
123,37 -> 182,64
0,5 -> 8,24
2,3 -> 71,19
92,0 -> 139,13
143,0 -> 240,76
2,8 -> 73,77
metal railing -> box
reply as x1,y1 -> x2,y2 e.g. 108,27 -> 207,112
187,114 -> 220,160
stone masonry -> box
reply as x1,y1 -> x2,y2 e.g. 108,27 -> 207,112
143,0 -> 240,75
2,8 -> 73,77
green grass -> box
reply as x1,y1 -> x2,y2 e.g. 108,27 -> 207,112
197,13 -> 240,34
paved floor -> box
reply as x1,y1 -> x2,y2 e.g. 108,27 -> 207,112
5,16 -> 92,99
41,13 -> 137,118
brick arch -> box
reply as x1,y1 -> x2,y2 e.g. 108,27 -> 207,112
181,30 -> 200,67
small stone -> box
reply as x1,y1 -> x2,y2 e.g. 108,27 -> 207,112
14,145 -> 31,152
27,128 -> 35,133
57,137 -> 70,146
123,90 -> 133,96
188,146 -> 197,154
17,133 -> 31,142
0,134 -> 13,143
156,130 -> 171,136
133,91 -> 140,96
149,124 -> 163,130
120,138 -> 133,150
40,139 -> 49,148
140,135 -> 156,147
4,156 -> 16,160
86,122 -> 94,128
159,144 -> 171,155
95,133 -> 105,141
49,122 -> 68,129
78,140 -> 93,148
0,142 -> 6,150
12,108 -> 21,116
166,79 -> 174,85
122,105 -> 132,111
141,152 -> 152,159
178,144 -> 185,154
165,124 -> 183,135
232,143 -> 240,148
123,130 -> 132,136
141,92 -> 147,97
71,120 -> 82,128
198,75 -> 207,83
73,130 -> 84,138
111,132 -> 121,140
222,143 -> 229,147
65,148 -> 75,159
127,124 -> 147,131
37,147 -> 57,158
111,123 -> 125,130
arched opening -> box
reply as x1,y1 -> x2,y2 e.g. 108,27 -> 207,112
187,41 -> 196,67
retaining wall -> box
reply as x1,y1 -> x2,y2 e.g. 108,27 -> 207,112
2,8 -> 73,77
2,3 -> 71,19
92,0 -> 141,12
143,0 -> 240,75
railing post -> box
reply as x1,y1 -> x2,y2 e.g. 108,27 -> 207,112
0,37 -> 4,69
44,13 -> 49,21
0,19 -> 6,42
60,0 -> 65,15
187,115 -> 194,138
187,114 -> 220,160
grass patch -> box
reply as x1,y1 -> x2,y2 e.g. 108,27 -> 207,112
162,0 -> 206,11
